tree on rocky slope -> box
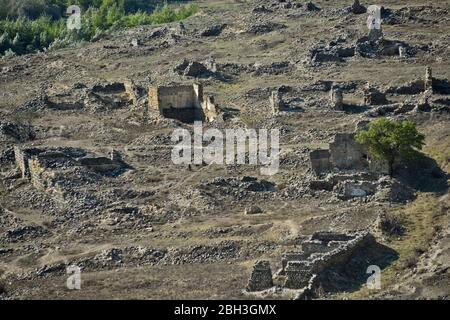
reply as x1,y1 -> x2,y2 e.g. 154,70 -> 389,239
356,118 -> 425,177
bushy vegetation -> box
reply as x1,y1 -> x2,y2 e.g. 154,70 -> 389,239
356,119 -> 425,176
0,0 -> 198,57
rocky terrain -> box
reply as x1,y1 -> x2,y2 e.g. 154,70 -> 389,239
0,0 -> 449,300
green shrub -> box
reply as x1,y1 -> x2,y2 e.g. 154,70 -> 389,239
0,0 -> 198,57
356,119 -> 425,177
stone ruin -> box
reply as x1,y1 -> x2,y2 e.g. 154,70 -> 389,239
41,80 -> 143,113
270,90 -> 285,114
308,5 -> 418,65
148,83 -> 218,123
309,131 -> 387,177
14,146 -> 126,192
424,66 -> 433,93
415,91 -> 432,112
123,79 -> 144,108
246,231 -> 377,299
308,121 -> 393,199
174,59 -> 218,78
175,60 -> 208,77
246,260 -> 273,292
363,83 -> 389,106
282,232 -> 375,292
330,86 -> 344,110
369,66 -> 450,115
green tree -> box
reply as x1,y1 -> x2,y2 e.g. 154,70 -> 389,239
355,119 -> 425,177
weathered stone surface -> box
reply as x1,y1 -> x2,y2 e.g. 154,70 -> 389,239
333,180 -> 377,199
364,84 -> 389,106
282,232 -> 376,290
246,260 -> 273,292
330,86 -> 344,110
270,90 -> 284,113
310,149 -> 331,176
329,133 -> 368,171
148,83 -> 218,123
284,260 -> 312,289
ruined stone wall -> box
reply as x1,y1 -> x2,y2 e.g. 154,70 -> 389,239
284,261 -> 312,289
14,147 -> 45,179
28,157 -> 51,191
310,149 -> 331,175
148,87 -> 159,111
281,252 -> 309,272
330,87 -> 343,110
201,96 -> 218,122
310,133 -> 389,177
301,241 -> 333,255
246,260 -> 273,292
14,147 -> 29,179
282,232 -> 376,289
309,233 -> 375,275
270,91 -> 284,113
124,80 -> 139,106
329,133 -> 368,171
364,85 -> 389,106
150,85 -> 201,111
148,84 -> 207,122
